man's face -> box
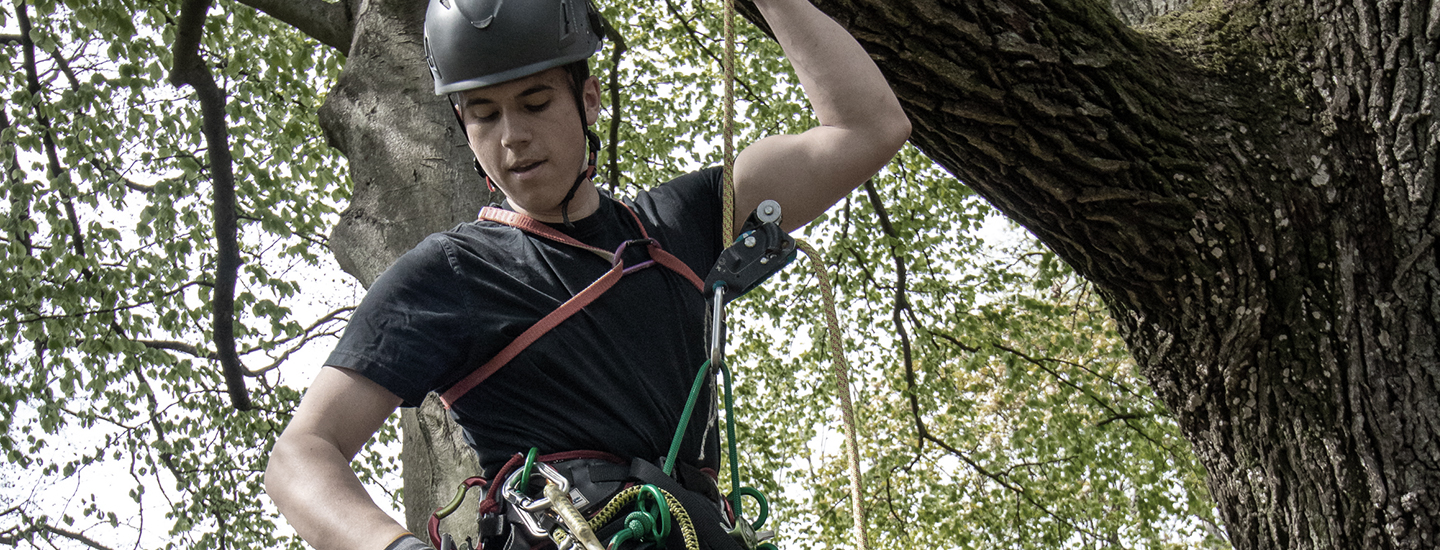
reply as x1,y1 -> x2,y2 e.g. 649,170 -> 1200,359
456,67 -> 600,220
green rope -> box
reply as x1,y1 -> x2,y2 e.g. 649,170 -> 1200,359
664,359 -> 712,476
719,360 -> 741,517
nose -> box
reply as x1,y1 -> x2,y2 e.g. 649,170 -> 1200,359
499,111 -> 532,149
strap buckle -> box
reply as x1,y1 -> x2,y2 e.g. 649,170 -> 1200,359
612,237 -> 659,265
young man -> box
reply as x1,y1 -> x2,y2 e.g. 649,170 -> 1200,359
264,1 -> 908,549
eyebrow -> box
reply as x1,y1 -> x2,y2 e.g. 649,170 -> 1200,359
461,84 -> 557,109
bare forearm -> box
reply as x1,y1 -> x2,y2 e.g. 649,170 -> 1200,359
266,434 -> 409,550
752,0 -> 907,134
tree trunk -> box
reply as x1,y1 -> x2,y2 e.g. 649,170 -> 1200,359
315,0 -> 493,543
783,0 -> 1439,548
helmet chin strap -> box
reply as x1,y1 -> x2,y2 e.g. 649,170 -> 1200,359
558,128 -> 602,228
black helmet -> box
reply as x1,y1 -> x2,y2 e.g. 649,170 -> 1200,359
425,0 -> 605,95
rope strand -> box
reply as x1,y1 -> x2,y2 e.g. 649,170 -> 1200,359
798,240 -> 869,550
717,2 -> 867,548
721,0 -> 736,243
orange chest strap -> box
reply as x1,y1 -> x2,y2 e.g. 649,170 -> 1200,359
438,204 -> 706,408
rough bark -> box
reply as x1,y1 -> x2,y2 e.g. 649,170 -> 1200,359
1108,0 -> 1194,26
235,0 -> 359,55
779,0 -> 1438,548
314,0 -> 494,543
318,0 -> 491,287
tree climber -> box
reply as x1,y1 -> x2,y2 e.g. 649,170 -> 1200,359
264,0 -> 908,549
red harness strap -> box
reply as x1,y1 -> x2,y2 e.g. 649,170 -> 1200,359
438,204 -> 705,408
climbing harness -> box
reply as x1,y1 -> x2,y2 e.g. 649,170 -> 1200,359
429,195 -> 790,550
437,203 -> 704,408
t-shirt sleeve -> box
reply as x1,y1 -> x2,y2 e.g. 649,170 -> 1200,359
324,235 -> 476,407
630,166 -> 725,276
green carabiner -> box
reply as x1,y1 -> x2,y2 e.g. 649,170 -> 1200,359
729,486 -> 769,531
518,447 -> 539,493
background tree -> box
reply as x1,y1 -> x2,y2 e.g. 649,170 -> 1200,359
0,1 -> 387,548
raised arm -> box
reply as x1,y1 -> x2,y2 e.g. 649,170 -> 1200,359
730,0 -> 910,237
266,367 -> 409,550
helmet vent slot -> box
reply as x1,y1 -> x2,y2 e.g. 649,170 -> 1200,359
458,0 -> 503,29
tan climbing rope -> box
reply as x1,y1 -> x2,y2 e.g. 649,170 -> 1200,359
716,0 -> 869,547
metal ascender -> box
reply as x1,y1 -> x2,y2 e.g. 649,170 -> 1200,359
700,199 -> 794,550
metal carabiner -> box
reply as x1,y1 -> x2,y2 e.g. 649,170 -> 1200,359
501,462 -> 572,537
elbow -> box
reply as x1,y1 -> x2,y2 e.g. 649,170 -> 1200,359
886,111 -> 912,153
265,434 -> 295,511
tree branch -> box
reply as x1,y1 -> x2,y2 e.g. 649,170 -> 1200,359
861,179 -> 928,456
16,4 -> 87,259
245,306 -> 354,376
0,512 -> 117,550
139,339 -> 217,359
169,0 -> 249,411
233,0 -> 355,55
602,16 -> 628,192
1,33 -> 23,45
662,0 -> 768,106
921,432 -> 1122,546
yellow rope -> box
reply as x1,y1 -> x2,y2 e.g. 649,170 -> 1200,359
720,0 -> 737,244
565,485 -> 700,550
797,240 -> 869,550
715,1 -> 869,548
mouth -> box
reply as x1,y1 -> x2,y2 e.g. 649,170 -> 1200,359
509,160 -> 545,175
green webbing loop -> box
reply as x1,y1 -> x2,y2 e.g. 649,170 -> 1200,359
609,484 -> 672,549
728,486 -> 769,531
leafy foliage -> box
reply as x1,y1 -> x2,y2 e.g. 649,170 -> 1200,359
2,0 -> 1223,549
726,146 -> 1226,549
0,1 -> 388,549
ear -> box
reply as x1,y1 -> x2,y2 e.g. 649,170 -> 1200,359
581,75 -> 602,126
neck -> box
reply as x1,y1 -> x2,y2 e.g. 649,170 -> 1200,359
511,179 -> 602,223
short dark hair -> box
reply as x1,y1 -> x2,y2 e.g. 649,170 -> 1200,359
448,60 -> 592,111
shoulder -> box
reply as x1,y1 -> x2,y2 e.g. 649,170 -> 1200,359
622,167 -> 725,273
635,166 -> 723,209
626,167 -> 722,232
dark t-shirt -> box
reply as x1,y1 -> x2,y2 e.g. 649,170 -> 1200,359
326,167 -> 725,475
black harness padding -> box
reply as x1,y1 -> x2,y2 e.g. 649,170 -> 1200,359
475,456 -> 745,550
